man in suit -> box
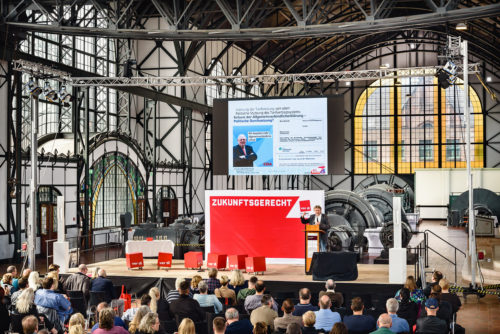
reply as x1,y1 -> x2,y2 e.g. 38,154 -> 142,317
90,269 -> 124,316
233,134 -> 257,167
301,205 -> 329,251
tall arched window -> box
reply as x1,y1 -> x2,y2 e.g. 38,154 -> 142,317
354,72 -> 483,174
206,60 -> 226,106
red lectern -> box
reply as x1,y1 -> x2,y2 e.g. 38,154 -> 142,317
207,253 -> 227,269
245,256 -> 266,274
304,225 -> 323,273
126,252 -> 144,270
228,254 -> 247,270
157,252 -> 173,269
184,251 -> 203,269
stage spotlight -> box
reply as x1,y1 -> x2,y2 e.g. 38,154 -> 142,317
43,82 -> 58,102
59,86 -> 74,107
456,22 -> 467,31
26,79 -> 42,97
436,69 -> 451,89
123,59 -> 136,77
486,77 -> 492,82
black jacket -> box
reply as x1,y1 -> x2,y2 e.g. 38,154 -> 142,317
416,315 -> 448,334
233,145 -> 257,167
397,300 -> 419,328
90,277 -> 116,303
11,304 -> 54,333
64,272 -> 91,299
168,294 -> 205,323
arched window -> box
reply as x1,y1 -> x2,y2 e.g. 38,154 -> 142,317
354,72 -> 483,174
206,60 -> 226,106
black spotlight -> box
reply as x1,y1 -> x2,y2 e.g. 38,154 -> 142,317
123,59 -> 137,77
436,69 -> 451,89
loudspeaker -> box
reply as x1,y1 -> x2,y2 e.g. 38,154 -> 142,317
120,212 -> 132,229
310,251 -> 358,281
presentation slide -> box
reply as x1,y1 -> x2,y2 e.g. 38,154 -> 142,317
228,97 -> 328,175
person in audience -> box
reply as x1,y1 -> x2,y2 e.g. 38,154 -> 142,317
69,323 -> 84,334
35,276 -> 73,323
190,275 -> 202,294
149,287 -> 170,320
91,269 -> 124,316
212,316 -> 226,334
302,311 -> 318,334
314,295 -> 341,332
343,297 -> 376,333
252,321 -> 268,334
169,280 -> 205,322
92,302 -> 127,333
319,279 -> 344,308
293,288 -> 319,316
421,288 -> 453,328
395,276 -> 425,304
0,286 -> 9,332
237,275 -> 257,303
415,298 -> 447,334
91,267 -> 101,280
214,275 -> 236,304
28,271 -> 42,292
286,322 -> 302,334
94,307 -> 129,334
438,278 -> 461,314
10,277 -> 29,307
48,264 -> 65,291
7,265 -> 19,293
177,318 -> 195,334
205,268 -> 221,293
22,315 -> 38,334
46,271 -> 65,295
193,280 -> 223,313
228,269 -> 247,295
329,322 -> 348,334
167,278 -> 191,304
250,294 -> 278,331
128,305 -> 150,334
12,288 -> 55,334
274,298 -> 303,330
225,307 -> 253,334
423,271 -> 443,298
2,273 -> 13,295
244,280 -> 278,313
396,287 -> 418,330
122,294 -> 151,322
64,264 -> 91,300
370,314 -> 392,334
68,312 -> 85,334
383,298 -> 409,333
136,312 -> 161,334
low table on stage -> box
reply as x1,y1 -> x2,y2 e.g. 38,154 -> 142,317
125,240 -> 174,258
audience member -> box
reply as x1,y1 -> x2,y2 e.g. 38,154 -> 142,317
329,322 -> 348,334
237,275 -> 258,303
2,273 -> 13,295
128,305 -> 150,334
7,266 -> 19,293
302,311 -> 318,334
22,315 -> 38,334
212,316 -> 226,334
274,298 -> 302,330
423,271 -> 443,298
286,322 -> 302,334
205,268 -> 221,293
69,323 -> 84,334
94,308 -> 129,334
167,278 -> 191,304
228,269 -> 248,295
68,313 -> 85,333
149,287 -> 169,321
169,280 -> 204,322
190,275 -> 202,294
250,294 -> 278,331
370,314 -> 392,334
193,280 -> 223,313
28,271 -> 42,292
383,298 -> 409,333
244,280 -> 278,313
214,275 -> 236,304
11,277 -> 29,307
122,294 -> 151,322
439,278 -> 461,314
12,288 -> 55,334
91,267 -> 101,280
177,318 -> 195,334
34,277 -> 73,323
0,286 -> 9,333
421,288 -> 453,327
396,287 -> 418,330
64,264 -> 91,300
92,302 -> 127,333
415,298 -> 447,334
225,307 -> 253,334
136,312 -> 160,334
395,276 -> 425,303
343,297 -> 376,333
293,288 -> 319,316
319,279 -> 344,308
314,295 -> 341,332
47,264 -> 65,291
252,321 -> 268,334
91,269 -> 124,316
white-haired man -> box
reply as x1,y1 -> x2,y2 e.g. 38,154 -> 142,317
383,298 -> 409,333
233,134 -> 257,167
90,269 -> 124,316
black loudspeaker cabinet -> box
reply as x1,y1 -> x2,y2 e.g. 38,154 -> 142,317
310,251 -> 358,281
120,212 -> 132,229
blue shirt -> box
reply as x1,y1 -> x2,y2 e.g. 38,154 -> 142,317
193,294 -> 223,313
343,314 -> 376,332
382,313 -> 409,333
314,309 -> 341,331
91,316 -> 127,332
34,289 -> 73,322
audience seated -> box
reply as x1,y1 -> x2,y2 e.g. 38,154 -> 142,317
330,322 -> 348,334
68,313 -> 85,334
167,278 -> 192,304
314,295 -> 341,332
190,275 -> 202,294
205,268 -> 221,294
22,315 -> 39,334
212,316 -> 226,334
293,288 -> 319,316
7,265 -> 19,293
252,321 -> 268,334
169,280 -> 205,322
228,269 -> 248,296
383,298 -> 409,333
286,322 -> 302,334
396,288 -> 418,330
28,271 -> 42,292
47,265 -> 65,293
94,307 -> 129,334
193,280 -> 223,313
438,278 -> 461,314
237,276 -> 258,304
63,264 -> 91,301
177,318 -> 195,334
122,294 -> 151,322
11,288 -> 56,334
395,276 -> 425,304
129,305 -> 150,334
274,298 -> 303,330
91,269 -> 124,316
149,287 -> 170,321
136,312 -> 161,334
11,277 -> 29,308
225,307 -> 253,334
420,288 -> 452,328
319,279 -> 344,308
244,280 -> 278,313
302,311 -> 318,334
2,273 -> 13,296
423,271 -> 443,298
34,277 -> 73,324
415,298 -> 447,334
250,294 -> 278,331
214,275 -> 236,304
370,314 -> 392,334
92,302 -> 128,333
343,297 -> 376,333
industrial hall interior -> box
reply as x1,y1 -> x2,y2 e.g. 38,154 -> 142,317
0,1 -> 499,334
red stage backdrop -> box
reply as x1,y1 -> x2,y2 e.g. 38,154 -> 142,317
206,191 -> 324,263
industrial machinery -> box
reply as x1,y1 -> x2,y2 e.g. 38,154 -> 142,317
448,188 -> 500,227
357,184 -> 408,224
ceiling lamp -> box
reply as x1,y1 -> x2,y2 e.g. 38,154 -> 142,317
456,22 -> 467,30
